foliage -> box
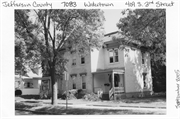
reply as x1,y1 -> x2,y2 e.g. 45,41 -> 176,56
116,9 -> 166,65
15,10 -> 42,75
83,92 -> 101,101
15,9 -> 105,104
116,9 -> 166,92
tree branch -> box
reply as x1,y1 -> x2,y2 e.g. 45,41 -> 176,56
57,26 -> 77,50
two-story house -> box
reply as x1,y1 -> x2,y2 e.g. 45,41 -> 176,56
59,31 -> 153,100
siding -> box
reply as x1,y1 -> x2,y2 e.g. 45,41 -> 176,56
124,47 -> 152,93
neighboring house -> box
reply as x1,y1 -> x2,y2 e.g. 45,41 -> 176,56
60,31 -> 153,100
15,67 -> 51,96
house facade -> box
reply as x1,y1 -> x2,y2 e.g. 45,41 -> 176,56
59,31 -> 153,100
15,68 -> 51,96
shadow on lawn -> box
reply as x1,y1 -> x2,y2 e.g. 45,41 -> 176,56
34,106 -> 155,115
17,95 -> 40,99
15,101 -> 40,109
121,97 -> 166,103
120,94 -> 166,104
15,102 -> 37,109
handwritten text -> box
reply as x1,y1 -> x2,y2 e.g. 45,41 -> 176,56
2,1 -> 53,8
125,1 -> 174,8
175,70 -> 180,109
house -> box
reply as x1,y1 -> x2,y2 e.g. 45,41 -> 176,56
15,67 -> 51,96
15,31 -> 153,100
59,31 -> 153,100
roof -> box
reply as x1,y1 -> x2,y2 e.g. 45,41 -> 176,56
102,31 -> 149,51
92,67 -> 125,74
104,31 -> 119,37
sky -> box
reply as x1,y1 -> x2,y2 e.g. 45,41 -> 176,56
103,9 -> 124,34
29,9 -> 124,35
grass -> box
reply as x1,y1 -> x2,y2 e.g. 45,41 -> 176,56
15,102 -> 163,115
15,93 -> 166,115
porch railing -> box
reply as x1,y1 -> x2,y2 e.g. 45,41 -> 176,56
109,87 -> 124,100
114,87 -> 124,93
109,87 -> 113,100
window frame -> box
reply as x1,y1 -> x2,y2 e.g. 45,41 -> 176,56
73,83 -> 76,89
81,56 -> 85,64
143,73 -> 147,88
71,75 -> 76,89
72,58 -> 76,66
109,49 -> 119,63
24,81 -> 33,88
81,75 -> 86,89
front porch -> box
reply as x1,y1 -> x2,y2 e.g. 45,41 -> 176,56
92,68 -> 125,100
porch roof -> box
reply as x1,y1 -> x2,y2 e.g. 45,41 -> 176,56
92,67 -> 125,74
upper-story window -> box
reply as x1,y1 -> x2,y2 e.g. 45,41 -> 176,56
109,49 -> 119,63
81,57 -> 85,64
72,58 -> 76,66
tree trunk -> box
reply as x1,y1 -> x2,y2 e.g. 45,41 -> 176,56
51,66 -> 58,105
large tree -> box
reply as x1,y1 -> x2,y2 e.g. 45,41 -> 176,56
115,9 -> 166,92
15,10 -> 42,75
15,9 -> 105,105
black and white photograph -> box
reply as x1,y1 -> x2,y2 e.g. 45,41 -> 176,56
14,8 -> 166,115
0,0 -> 179,118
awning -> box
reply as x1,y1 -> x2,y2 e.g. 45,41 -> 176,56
92,68 -> 125,74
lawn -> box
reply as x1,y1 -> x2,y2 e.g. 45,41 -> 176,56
15,94 -> 166,115
15,102 -> 164,115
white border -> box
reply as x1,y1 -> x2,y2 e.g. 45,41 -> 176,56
0,0 -> 180,119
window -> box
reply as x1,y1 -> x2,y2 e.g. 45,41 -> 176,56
81,57 -> 85,64
143,73 -> 147,88
142,52 -> 145,64
72,59 -> 76,66
73,83 -> 76,89
114,50 -> 119,62
109,51 -> 114,63
25,81 -> 33,88
109,49 -> 119,63
72,76 -> 76,89
82,75 -> 86,89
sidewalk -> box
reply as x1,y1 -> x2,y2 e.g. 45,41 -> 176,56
17,98 -> 166,111
58,100 -> 166,112
15,99 -> 166,115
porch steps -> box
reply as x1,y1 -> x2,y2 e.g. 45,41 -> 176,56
102,94 -> 109,100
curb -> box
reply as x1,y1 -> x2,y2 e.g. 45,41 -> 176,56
87,104 -> 166,109
42,102 -> 166,109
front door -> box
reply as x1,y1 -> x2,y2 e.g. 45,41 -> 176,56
109,74 -> 124,87
114,74 -> 120,87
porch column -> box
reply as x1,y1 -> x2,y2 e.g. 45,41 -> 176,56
112,72 -> 115,100
92,74 -> 94,93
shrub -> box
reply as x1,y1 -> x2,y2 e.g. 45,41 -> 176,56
15,90 -> 22,96
83,93 -> 100,101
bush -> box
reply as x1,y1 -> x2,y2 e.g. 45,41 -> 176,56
15,90 -> 22,96
59,89 -> 78,100
83,93 -> 100,101
58,89 -> 86,100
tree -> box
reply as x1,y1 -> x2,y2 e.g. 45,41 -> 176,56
15,10 -> 42,75
115,9 -> 166,92
15,9 -> 105,105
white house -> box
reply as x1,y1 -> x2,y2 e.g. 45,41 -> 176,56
60,31 -> 153,100
15,68 -> 51,96
15,31 -> 153,100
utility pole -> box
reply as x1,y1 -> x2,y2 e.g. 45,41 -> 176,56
64,65 -> 69,112
65,71 -> 68,111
